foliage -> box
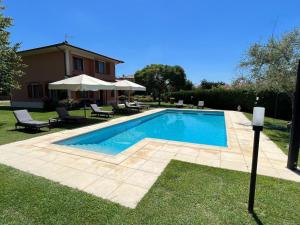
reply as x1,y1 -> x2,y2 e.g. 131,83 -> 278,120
133,95 -> 153,102
183,79 -> 194,90
0,1 -> 26,94
199,79 -> 226,89
169,88 -> 291,120
0,105 -> 119,145
134,64 -> 193,104
236,28 -> 300,113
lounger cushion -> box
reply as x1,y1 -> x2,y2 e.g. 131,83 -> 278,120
14,110 -> 33,123
13,110 -> 49,129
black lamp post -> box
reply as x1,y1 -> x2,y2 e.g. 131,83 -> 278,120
248,107 -> 265,214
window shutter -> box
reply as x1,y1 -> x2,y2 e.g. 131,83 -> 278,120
105,62 -> 111,74
95,61 -> 99,73
38,84 -> 44,97
27,85 -> 32,98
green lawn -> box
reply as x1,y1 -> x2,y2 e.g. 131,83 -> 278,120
243,113 -> 299,165
0,160 -> 299,225
0,101 -> 201,145
0,104 -> 122,145
0,104 -> 299,224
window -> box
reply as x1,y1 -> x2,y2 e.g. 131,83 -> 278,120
111,90 -> 115,97
27,83 -> 43,98
73,57 -> 84,71
95,61 -> 105,74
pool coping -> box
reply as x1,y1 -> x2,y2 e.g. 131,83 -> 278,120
34,108 -> 231,165
0,109 -> 299,208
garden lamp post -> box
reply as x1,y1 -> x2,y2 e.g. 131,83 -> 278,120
248,107 -> 265,214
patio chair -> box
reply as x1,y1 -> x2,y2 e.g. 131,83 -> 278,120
90,104 -> 114,118
56,107 -> 85,123
134,101 -> 150,109
13,110 -> 50,130
197,101 -> 205,109
125,102 -> 141,112
112,103 -> 130,114
175,100 -> 184,108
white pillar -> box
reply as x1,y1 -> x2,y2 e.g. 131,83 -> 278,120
114,89 -> 117,104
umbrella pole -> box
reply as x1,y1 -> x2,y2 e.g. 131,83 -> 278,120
84,98 -> 87,118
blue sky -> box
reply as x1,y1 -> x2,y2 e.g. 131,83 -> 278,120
4,0 -> 300,84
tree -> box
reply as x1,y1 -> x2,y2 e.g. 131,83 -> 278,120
236,28 -> 300,116
134,64 -> 192,104
199,79 -> 226,89
183,79 -> 194,90
0,1 -> 26,96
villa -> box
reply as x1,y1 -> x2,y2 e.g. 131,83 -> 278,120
11,42 -> 124,108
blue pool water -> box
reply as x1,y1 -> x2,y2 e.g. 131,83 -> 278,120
56,110 -> 227,155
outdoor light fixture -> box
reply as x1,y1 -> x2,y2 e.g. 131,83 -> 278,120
252,107 -> 265,127
248,107 -> 265,214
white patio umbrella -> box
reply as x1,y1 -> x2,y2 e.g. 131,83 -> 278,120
114,80 -> 146,91
49,74 -> 114,117
113,80 -> 146,103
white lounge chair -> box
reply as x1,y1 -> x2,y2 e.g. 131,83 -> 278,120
175,100 -> 184,108
197,101 -> 204,109
90,104 -> 114,118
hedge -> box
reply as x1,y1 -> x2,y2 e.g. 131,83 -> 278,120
169,89 -> 292,120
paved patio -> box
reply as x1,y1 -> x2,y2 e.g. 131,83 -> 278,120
0,109 -> 299,208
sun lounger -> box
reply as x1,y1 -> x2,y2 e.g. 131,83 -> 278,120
197,101 -> 205,109
56,107 -> 85,122
125,102 -> 141,111
13,110 -> 50,130
134,101 -> 150,109
90,104 -> 114,118
175,100 -> 184,108
112,103 -> 130,114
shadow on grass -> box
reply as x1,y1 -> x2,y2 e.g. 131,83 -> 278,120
0,122 -> 7,128
251,212 -> 264,225
264,131 -> 289,145
0,105 -> 12,111
264,120 -> 288,131
7,118 -> 109,134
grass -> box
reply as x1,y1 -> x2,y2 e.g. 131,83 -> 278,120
0,101 -> 203,145
243,113 -> 299,165
0,160 -> 299,225
0,102 -> 298,224
0,104 -> 123,145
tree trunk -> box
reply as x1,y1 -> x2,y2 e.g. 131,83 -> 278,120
158,92 -> 161,106
288,92 -> 295,121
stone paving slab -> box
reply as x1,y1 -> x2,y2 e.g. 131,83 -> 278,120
0,109 -> 299,208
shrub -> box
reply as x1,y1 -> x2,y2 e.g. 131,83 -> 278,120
134,95 -> 154,102
169,88 -> 291,120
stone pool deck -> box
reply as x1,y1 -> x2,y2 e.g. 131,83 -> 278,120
0,109 -> 299,208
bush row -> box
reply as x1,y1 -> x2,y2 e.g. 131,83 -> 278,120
168,89 -> 292,120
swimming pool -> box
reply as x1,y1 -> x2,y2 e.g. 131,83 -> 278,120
56,110 -> 227,155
